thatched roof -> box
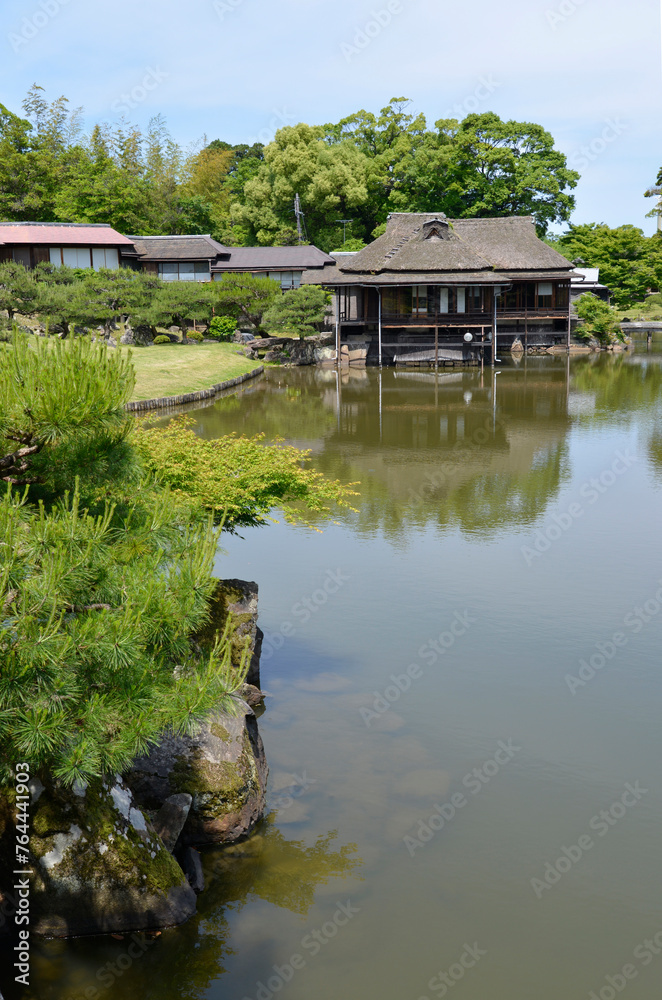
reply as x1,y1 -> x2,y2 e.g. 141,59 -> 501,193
316,213 -> 573,284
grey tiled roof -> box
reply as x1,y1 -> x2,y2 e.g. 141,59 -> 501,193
128,235 -> 229,261
211,245 -> 335,271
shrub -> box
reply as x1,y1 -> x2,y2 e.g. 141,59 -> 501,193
153,334 -> 173,345
208,315 -> 236,341
186,329 -> 204,342
575,294 -> 624,345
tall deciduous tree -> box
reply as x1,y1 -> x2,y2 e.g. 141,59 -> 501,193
232,123 -> 370,249
391,112 -> 579,234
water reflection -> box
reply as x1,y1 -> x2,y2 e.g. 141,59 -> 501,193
175,353 -> 662,543
0,820 -> 361,1000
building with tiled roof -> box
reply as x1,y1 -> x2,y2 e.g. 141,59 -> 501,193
125,234 -> 334,288
0,222 -> 134,270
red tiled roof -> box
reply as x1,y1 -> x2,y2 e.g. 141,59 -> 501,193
0,223 -> 134,247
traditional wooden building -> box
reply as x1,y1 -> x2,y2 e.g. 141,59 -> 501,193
124,235 -> 334,288
0,222 -> 134,270
301,213 -> 575,364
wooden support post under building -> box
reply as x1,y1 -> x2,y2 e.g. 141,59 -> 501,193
377,288 -> 382,366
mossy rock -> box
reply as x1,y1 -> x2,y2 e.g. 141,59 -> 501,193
125,705 -> 267,847
194,578 -> 262,687
10,777 -> 196,937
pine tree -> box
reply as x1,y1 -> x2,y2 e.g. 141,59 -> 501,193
0,333 -> 247,787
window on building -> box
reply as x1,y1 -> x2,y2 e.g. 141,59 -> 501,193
537,282 -> 553,309
412,285 -> 428,316
556,283 -> 569,309
62,247 -> 93,268
48,247 -> 120,271
439,287 -> 449,313
262,270 -> 302,289
456,287 -> 466,313
158,261 -> 210,282
92,248 -> 119,270
467,287 -> 482,312
382,288 -> 399,315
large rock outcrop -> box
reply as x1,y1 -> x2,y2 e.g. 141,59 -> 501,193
24,777 -> 196,937
125,701 -> 268,846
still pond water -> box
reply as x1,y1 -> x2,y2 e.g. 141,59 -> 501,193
11,349 -> 662,1000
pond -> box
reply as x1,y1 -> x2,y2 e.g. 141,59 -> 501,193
6,349 -> 662,1000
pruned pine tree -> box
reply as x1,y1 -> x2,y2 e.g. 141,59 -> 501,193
0,333 -> 248,787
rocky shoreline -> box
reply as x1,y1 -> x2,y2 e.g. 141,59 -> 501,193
0,580 -> 269,939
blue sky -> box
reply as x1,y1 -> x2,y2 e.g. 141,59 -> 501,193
1,0 -> 660,233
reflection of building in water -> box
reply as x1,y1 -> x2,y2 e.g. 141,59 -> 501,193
319,363 -> 573,536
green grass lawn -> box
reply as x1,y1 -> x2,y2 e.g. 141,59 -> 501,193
124,342 -> 261,401
614,293 -> 662,322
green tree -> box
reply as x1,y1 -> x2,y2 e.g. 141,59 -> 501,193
136,417 -> 357,530
263,284 -> 330,339
645,166 -> 662,229
0,333 -> 249,787
211,273 -> 280,332
144,278 -> 214,331
574,293 -> 624,345
400,113 -> 579,234
554,223 -> 662,307
232,123 -> 370,249
0,261 -> 39,321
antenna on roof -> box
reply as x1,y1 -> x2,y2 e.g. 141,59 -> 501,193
335,219 -> 353,244
294,193 -> 307,244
